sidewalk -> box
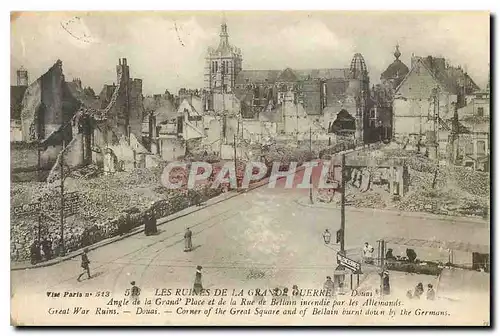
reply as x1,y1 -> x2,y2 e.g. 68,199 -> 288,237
295,196 -> 489,224
11,164 -> 308,271
11,144 -> 369,271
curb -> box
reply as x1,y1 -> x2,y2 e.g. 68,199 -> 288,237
11,165 -> 306,271
295,197 -> 489,224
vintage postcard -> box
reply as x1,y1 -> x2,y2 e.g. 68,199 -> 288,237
10,11 -> 490,326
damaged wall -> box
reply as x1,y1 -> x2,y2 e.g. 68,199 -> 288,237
20,60 -> 79,143
101,58 -> 144,143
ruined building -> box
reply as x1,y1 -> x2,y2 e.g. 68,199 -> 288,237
392,54 -> 481,161
97,58 -> 144,143
202,21 -> 376,145
14,60 -> 80,143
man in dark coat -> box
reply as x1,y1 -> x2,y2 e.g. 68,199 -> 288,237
144,210 -> 151,236
323,276 -> 335,295
144,205 -> 157,236
382,271 -> 391,295
30,240 -> 40,265
130,281 -> 141,300
77,248 -> 91,281
42,237 -> 52,261
193,266 -> 203,295
184,227 -> 193,252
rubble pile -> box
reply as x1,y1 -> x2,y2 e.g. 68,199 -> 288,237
397,187 -> 489,218
344,185 -> 387,209
448,166 -> 490,197
262,146 -> 315,170
70,164 -> 102,179
10,156 -> 274,261
381,148 -> 436,173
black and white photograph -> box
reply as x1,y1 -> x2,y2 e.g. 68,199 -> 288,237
9,10 -> 491,326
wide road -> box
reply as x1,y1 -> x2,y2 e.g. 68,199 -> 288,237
11,175 -> 490,325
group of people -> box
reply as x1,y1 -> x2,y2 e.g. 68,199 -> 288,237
406,282 -> 435,300
30,238 -> 54,265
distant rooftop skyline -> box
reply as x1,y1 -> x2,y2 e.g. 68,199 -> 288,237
11,11 -> 490,95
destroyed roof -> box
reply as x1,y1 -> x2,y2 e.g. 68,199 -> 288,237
66,81 -> 100,109
236,70 -> 281,84
397,56 -> 480,95
143,95 -> 177,123
10,85 -> 27,119
293,68 -> 349,80
380,59 -> 409,87
235,68 -> 349,85
259,107 -> 281,123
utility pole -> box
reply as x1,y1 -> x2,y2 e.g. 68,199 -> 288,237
333,153 -> 347,294
37,197 -> 42,243
59,141 -> 65,257
309,127 -> 313,204
37,145 -> 41,182
233,134 -> 237,169
340,153 -> 346,254
378,239 -> 386,298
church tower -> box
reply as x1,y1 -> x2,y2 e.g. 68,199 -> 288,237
204,18 -> 243,94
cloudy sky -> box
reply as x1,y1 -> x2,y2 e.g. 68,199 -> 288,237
11,11 -> 490,95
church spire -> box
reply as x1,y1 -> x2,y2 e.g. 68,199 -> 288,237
218,13 -> 229,50
394,43 -> 401,60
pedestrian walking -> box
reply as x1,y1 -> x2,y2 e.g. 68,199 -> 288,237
77,248 -> 91,281
323,276 -> 335,295
184,227 -> 193,252
193,266 -> 203,295
414,282 -> 424,299
130,281 -> 141,300
150,204 -> 158,235
426,284 -> 435,300
144,206 -> 157,236
382,271 -> 391,295
30,240 -> 40,265
42,237 -> 52,261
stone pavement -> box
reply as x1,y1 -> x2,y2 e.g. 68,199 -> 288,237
12,144 -> 373,271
